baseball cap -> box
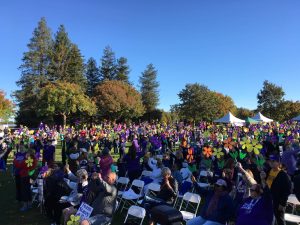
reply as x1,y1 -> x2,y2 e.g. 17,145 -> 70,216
215,179 -> 227,187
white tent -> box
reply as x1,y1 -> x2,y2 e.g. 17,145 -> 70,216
214,112 -> 245,125
292,114 -> 300,121
251,112 -> 273,122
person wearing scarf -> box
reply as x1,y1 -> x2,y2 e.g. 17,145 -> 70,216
188,177 -> 234,225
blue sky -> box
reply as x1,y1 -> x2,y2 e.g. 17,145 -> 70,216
1,0 -> 300,111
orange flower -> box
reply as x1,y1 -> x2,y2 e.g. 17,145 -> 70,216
203,146 -> 213,158
223,137 -> 236,150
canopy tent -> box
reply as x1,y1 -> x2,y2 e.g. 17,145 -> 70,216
292,114 -> 300,121
251,112 -> 273,123
214,112 -> 245,125
245,117 -> 259,124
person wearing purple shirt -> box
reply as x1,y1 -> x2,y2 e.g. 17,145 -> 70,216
123,145 -> 145,181
281,142 -> 300,176
43,139 -> 55,167
236,171 -> 273,225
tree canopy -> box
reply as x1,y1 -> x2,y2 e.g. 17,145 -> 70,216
37,81 -> 96,127
0,91 -> 14,122
94,80 -> 144,120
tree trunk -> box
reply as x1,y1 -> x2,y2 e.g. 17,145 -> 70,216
62,113 -> 67,128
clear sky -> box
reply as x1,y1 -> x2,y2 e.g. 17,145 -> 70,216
1,0 -> 299,111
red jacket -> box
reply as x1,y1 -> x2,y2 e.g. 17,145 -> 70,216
13,156 -> 38,177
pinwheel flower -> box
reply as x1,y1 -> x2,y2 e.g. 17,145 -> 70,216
240,138 -> 252,150
241,138 -> 262,155
25,157 -> 33,168
202,146 -> 213,158
213,147 -> 224,159
223,138 -> 236,150
67,215 -> 80,225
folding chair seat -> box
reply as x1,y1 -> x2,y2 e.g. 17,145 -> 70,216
120,179 -> 145,212
116,176 -> 130,198
284,213 -> 300,224
287,194 -> 300,214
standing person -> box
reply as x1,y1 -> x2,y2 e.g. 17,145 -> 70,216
99,148 -> 113,182
43,139 -> 55,167
123,145 -> 144,182
13,149 -> 38,211
266,154 -> 292,225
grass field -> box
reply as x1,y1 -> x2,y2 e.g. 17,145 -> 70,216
0,143 -> 127,225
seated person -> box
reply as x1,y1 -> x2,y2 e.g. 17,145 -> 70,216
80,172 -> 117,225
188,176 -> 234,225
143,167 -> 178,211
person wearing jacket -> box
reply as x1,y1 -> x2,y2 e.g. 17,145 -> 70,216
266,154 -> 292,225
188,176 -> 234,225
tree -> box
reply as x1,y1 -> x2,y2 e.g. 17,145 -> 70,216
172,83 -> 221,121
235,107 -> 254,119
115,57 -> 130,84
257,80 -> 285,118
93,80 -> 144,120
275,100 -> 300,122
139,64 -> 160,113
48,25 -> 86,88
85,57 -> 100,97
99,46 -> 117,81
37,81 -> 96,127
15,17 -> 52,126
0,91 -> 14,122
213,92 -> 237,118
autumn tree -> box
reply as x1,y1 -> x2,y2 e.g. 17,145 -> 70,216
275,100 -> 300,122
213,92 -> 237,118
235,107 -> 254,119
37,81 -> 96,127
0,91 -> 14,122
94,80 -> 144,120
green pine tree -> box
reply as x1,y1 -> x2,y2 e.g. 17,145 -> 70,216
15,17 -> 52,126
99,46 -> 117,81
139,64 -> 160,113
85,57 -> 100,97
115,57 -> 130,84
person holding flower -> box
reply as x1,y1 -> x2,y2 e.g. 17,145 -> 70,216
13,149 -> 38,211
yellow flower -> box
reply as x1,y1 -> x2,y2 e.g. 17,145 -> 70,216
213,147 -> 224,159
25,157 -> 33,167
240,138 -> 262,155
67,214 -> 80,225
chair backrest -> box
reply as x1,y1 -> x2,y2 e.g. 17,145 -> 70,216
179,181 -> 192,195
127,205 -> 146,218
199,170 -> 208,177
147,182 -> 161,196
287,194 -> 300,205
140,170 -> 152,178
117,177 -> 130,185
131,179 -> 145,195
179,192 -> 201,215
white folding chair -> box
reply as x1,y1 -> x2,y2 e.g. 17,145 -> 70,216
120,179 -> 145,212
287,194 -> 300,214
116,177 -> 130,198
146,182 -> 161,197
284,213 -> 300,224
139,170 -> 152,179
124,205 -> 146,225
179,192 -> 201,221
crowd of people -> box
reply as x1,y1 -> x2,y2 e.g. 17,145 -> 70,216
0,120 -> 300,225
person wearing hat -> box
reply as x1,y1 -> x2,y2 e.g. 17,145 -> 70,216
266,154 -> 291,225
188,176 -> 234,225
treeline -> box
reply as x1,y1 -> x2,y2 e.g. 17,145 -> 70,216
12,18 -> 300,127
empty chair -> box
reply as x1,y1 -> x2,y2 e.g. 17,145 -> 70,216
179,192 -> 201,221
120,179 -> 145,212
140,170 -> 152,179
116,176 -> 130,198
124,205 -> 146,225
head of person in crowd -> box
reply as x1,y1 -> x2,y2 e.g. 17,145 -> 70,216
106,172 -> 117,185
249,184 -> 263,199
214,179 -> 228,193
102,147 -> 110,157
161,166 -> 172,179
268,154 -> 281,170
76,169 -> 88,183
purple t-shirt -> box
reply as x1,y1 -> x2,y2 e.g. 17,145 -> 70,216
43,144 -> 55,161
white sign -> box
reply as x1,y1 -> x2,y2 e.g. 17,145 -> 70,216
76,202 -> 93,220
